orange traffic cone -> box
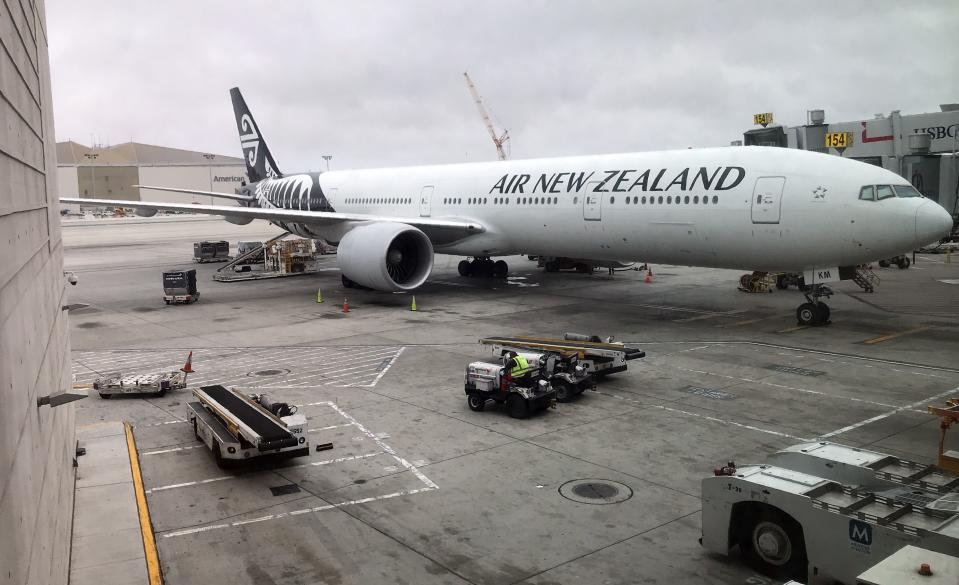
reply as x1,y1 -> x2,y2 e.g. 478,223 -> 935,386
343,298 -> 350,313
180,351 -> 194,374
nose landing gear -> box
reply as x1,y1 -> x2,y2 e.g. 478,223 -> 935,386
796,284 -> 832,326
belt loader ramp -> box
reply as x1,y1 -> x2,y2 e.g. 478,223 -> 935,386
480,333 -> 645,378
187,385 -> 311,467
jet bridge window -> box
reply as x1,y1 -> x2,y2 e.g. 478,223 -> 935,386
876,185 -> 895,200
893,184 -> 922,198
859,186 -> 875,201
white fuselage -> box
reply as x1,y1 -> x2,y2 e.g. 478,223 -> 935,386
285,146 -> 947,272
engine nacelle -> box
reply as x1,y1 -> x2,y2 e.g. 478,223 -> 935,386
135,207 -> 157,217
337,223 -> 434,291
225,215 -> 253,225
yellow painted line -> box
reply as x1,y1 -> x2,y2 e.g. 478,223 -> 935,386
125,422 -> 163,585
777,325 -> 808,333
863,326 -> 931,345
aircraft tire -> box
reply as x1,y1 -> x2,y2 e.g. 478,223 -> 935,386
493,260 -> 508,279
458,260 -> 471,277
796,303 -> 817,326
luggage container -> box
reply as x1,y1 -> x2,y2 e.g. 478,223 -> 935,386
162,269 -> 199,304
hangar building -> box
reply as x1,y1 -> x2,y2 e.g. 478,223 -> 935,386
57,141 -> 247,209
743,105 -> 959,215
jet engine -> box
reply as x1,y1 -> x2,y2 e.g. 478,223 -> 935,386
225,215 -> 254,225
337,222 -> 434,291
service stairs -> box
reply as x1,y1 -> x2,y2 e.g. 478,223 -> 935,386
852,266 -> 880,293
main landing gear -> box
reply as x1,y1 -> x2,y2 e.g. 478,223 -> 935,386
458,257 -> 508,279
795,284 -> 832,327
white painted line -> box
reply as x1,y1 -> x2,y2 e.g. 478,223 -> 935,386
817,386 -> 959,439
146,475 -> 233,494
161,486 -> 437,538
137,420 -> 188,428
593,391 -> 809,441
307,423 -> 355,433
141,445 -> 205,456
327,400 -> 438,490
287,451 -> 381,469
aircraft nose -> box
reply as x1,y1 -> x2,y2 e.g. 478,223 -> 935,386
915,201 -> 953,247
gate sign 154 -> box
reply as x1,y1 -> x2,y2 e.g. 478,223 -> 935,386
825,132 -> 854,149
753,112 -> 773,127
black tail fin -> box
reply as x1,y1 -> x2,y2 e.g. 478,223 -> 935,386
230,87 -> 282,182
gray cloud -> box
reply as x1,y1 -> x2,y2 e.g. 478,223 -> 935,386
48,1 -> 959,172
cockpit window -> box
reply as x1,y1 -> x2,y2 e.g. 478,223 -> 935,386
859,186 -> 875,201
893,184 -> 922,198
876,185 -> 895,200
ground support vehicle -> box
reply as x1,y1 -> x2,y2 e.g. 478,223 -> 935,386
187,385 -> 309,467
193,240 -> 230,263
767,441 -> 959,495
536,256 -> 636,274
162,269 -> 199,304
878,255 -> 911,269
480,333 -> 644,379
95,371 -> 186,398
701,464 -> 959,584
509,350 -> 593,402
464,361 -> 555,419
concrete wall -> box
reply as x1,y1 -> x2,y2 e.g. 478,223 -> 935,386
0,1 -> 75,585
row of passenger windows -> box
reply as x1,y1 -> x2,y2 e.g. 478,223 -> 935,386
859,184 -> 922,201
345,197 -> 412,205
618,194 -> 719,205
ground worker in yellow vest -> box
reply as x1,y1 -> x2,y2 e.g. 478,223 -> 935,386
502,351 -> 531,390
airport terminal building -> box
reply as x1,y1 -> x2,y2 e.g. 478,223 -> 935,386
742,105 -> 959,215
57,141 -> 246,209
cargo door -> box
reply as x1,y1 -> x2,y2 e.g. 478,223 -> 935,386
419,186 -> 434,217
751,176 -> 785,224
582,182 -> 601,221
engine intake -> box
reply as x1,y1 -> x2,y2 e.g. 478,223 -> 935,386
337,222 -> 434,291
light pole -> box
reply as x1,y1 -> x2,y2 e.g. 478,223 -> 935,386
322,155 -> 333,171
203,154 -> 216,201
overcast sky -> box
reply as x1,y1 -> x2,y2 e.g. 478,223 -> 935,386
48,1 -> 958,172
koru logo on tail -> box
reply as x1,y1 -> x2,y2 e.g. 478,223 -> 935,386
239,114 -> 260,167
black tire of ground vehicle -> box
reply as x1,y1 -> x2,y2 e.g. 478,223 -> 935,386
554,380 -> 572,403
739,506 -> 807,582
212,440 -> 227,468
164,300 -> 171,305
898,256 -> 911,269
157,388 -> 167,397
796,303 -> 817,326
99,392 -> 111,399
458,260 -> 471,277
507,395 -> 529,419
493,260 -> 509,279
467,393 -> 486,411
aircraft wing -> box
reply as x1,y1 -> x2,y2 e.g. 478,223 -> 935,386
133,185 -> 255,202
59,197 -> 486,239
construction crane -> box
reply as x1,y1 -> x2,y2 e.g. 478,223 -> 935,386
463,71 -> 509,161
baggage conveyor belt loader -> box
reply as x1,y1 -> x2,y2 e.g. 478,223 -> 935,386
480,333 -> 645,379
187,385 -> 314,467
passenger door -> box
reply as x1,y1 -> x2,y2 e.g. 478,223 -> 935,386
419,186 -> 434,217
582,182 -> 602,221
751,177 -> 785,224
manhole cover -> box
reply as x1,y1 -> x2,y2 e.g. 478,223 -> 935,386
247,368 -> 290,377
559,479 -> 633,505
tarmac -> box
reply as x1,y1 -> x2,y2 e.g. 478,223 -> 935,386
63,216 -> 959,585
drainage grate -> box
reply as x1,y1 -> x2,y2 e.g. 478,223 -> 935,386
269,483 -> 301,497
559,479 -> 633,505
247,368 -> 291,377
769,365 -> 825,377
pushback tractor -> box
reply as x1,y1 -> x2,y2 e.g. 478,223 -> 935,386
701,441 -> 959,584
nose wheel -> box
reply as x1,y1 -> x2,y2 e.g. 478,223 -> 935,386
796,284 -> 832,326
